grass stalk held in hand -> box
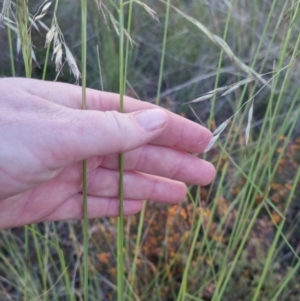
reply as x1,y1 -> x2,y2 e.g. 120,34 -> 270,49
15,2 -> 32,299
117,0 -> 125,300
81,0 -> 88,299
122,0 -> 134,298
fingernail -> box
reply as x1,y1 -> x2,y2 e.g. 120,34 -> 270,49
134,109 -> 168,131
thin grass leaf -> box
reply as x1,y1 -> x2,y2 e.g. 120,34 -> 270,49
204,133 -> 221,153
37,20 -> 50,31
3,18 -> 18,33
0,0 -> 11,23
2,15 -> 16,25
245,101 -> 254,146
31,47 -> 40,67
29,16 -> 40,32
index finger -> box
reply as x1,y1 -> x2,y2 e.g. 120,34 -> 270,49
17,78 -> 212,153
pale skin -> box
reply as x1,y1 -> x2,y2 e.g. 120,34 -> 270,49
0,78 -> 216,229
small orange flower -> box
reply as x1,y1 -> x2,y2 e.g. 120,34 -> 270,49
97,252 -> 111,264
271,212 -> 282,225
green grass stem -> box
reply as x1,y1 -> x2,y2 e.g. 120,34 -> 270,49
81,0 -> 89,299
156,0 -> 171,105
117,0 -> 125,300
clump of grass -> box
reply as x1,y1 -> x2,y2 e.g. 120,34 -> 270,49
1,1 -> 300,301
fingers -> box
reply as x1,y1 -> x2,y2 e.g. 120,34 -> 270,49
43,195 -> 143,221
86,168 -> 187,202
7,91 -> 168,170
53,108 -> 169,168
102,145 -> 216,186
55,160 -> 188,202
8,78 -> 213,153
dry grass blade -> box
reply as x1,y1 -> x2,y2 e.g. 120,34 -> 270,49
189,93 -> 215,103
95,0 -> 108,24
109,13 -> 119,35
185,77 -> 254,105
169,3 -> 268,87
109,12 -> 135,45
245,101 -> 254,146
185,87 -> 230,104
133,1 -> 158,21
220,78 -> 254,97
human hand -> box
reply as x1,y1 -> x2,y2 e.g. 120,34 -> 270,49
0,78 -> 215,229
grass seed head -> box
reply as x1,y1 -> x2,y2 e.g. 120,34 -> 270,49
245,102 -> 254,146
34,13 -> 47,21
41,2 -> 52,14
65,45 -> 81,84
55,46 -> 62,72
45,25 -> 56,47
213,119 -> 229,136
220,78 -> 254,97
204,133 -> 221,153
134,1 -> 158,21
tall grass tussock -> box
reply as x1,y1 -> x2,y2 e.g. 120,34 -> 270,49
1,0 -> 300,300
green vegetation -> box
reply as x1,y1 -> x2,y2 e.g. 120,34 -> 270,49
1,0 -> 300,300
